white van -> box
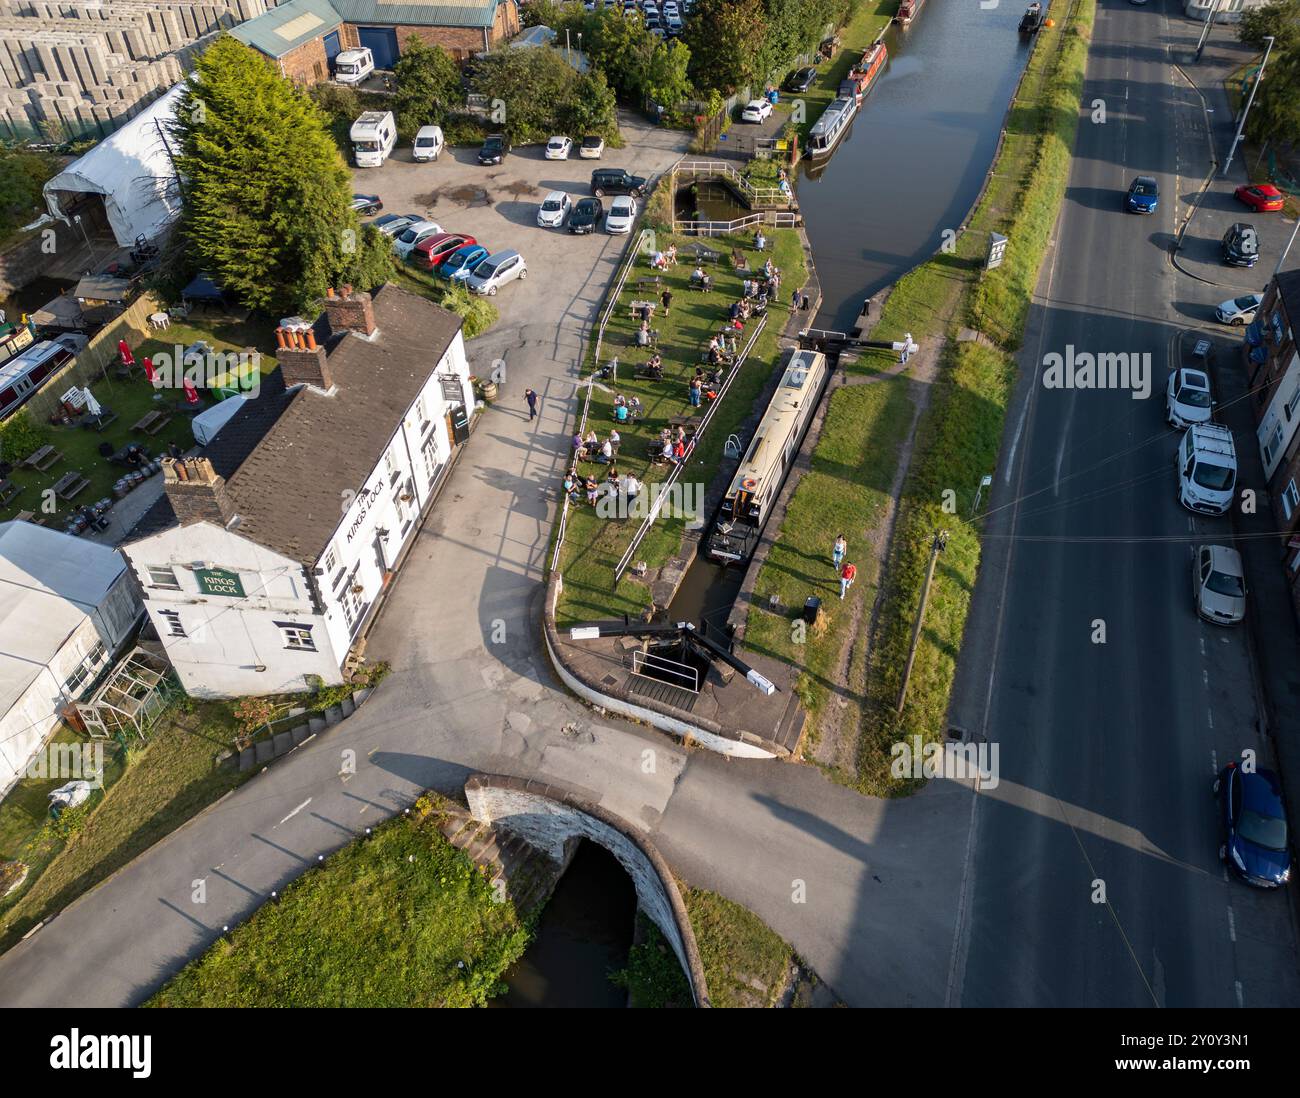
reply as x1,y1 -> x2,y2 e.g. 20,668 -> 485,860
351,110 -> 396,168
1177,423 -> 1237,515
413,125 -> 445,162
334,48 -> 374,86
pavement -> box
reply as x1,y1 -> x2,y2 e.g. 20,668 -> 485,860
947,0 -> 1300,1007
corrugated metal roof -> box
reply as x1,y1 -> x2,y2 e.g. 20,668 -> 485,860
332,0 -> 502,29
229,0 -> 344,58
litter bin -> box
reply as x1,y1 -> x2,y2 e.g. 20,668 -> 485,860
803,596 -> 822,625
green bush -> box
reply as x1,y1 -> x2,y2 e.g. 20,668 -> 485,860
0,410 -> 50,464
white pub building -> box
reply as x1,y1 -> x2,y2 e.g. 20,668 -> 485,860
122,285 -> 473,697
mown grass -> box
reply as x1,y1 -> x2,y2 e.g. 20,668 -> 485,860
554,226 -> 807,627
149,806 -> 529,1007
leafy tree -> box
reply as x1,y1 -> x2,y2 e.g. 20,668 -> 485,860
0,149 -> 57,235
470,45 -> 579,142
1240,0 -> 1300,52
390,36 -> 462,137
1246,43 -> 1300,146
171,36 -> 390,314
558,69 -> 620,137
582,9 -> 659,100
642,39 -> 692,108
683,0 -> 768,94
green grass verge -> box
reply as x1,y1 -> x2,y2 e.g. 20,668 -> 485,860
149,805 -> 529,1007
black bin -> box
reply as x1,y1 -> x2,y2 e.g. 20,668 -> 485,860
803,596 -> 822,624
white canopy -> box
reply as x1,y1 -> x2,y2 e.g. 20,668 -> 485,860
192,394 -> 247,445
43,84 -> 184,248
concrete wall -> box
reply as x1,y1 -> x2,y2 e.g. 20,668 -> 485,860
464,773 -> 711,1006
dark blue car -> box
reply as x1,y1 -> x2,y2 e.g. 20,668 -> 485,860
1126,175 -> 1158,213
1216,763 -> 1291,888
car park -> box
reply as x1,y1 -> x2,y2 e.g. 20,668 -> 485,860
1235,183 -> 1284,213
1216,292 -> 1263,326
537,190 -> 573,228
479,134 -> 509,165
1215,763 -> 1291,887
412,232 -> 476,270
1176,422 -> 1236,515
1126,175 -> 1158,213
465,249 -> 527,295
545,136 -> 573,161
350,193 -> 383,216
1192,544 -> 1247,625
392,219 -> 444,260
1166,367 -> 1213,428
441,243 -> 491,282
742,99 -> 774,123
591,168 -> 648,197
606,195 -> 637,234
1220,222 -> 1259,268
580,135 -> 605,159
412,125 -> 445,162
664,14 -> 683,32
787,66 -> 818,92
569,196 -> 604,234
372,213 -> 420,237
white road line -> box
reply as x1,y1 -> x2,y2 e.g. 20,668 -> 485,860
1200,637 -> 1207,657
1235,981 -> 1244,1008
1202,668 -> 1209,687
1208,709 -> 1214,730
1005,394 -> 1031,485
1211,749 -> 1218,772
1227,907 -> 1237,942
276,798 -> 311,827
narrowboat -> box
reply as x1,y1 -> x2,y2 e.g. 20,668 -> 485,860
895,0 -> 925,26
807,96 -> 857,161
838,41 -> 889,103
0,340 -> 75,420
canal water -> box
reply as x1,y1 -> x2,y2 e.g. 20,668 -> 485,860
494,840 -> 636,1008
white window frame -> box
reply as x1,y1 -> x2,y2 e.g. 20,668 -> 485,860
1283,479 -> 1300,522
147,565 -> 181,590
278,623 -> 317,652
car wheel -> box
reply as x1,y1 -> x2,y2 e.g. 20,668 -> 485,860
594,188 -> 605,197
1231,317 -> 1244,326
489,286 -> 498,296
519,268 -> 528,279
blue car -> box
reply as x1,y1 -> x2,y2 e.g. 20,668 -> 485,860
1126,175 -> 1158,213
440,244 -> 490,283
1216,763 -> 1291,888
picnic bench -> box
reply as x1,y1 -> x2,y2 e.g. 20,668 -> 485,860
21,445 -> 62,472
52,471 -> 90,501
133,409 -> 173,436
635,275 -> 660,291
686,243 -> 721,264
0,479 -> 21,506
628,300 -> 657,319
668,414 -> 703,434
14,510 -> 46,526
80,408 -> 117,432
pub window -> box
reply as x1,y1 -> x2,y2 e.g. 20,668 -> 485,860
147,565 -> 181,590
322,547 -> 337,575
158,609 -> 186,638
1284,479 -> 1300,522
277,622 -> 317,652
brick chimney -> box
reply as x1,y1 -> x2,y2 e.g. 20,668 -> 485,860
324,285 -> 377,338
162,456 -> 236,527
276,325 -> 333,391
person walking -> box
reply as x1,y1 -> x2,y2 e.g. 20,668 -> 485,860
832,534 -> 847,569
525,387 -> 538,420
689,377 -> 702,407
661,288 -> 673,316
791,287 -> 800,311
839,561 -> 857,600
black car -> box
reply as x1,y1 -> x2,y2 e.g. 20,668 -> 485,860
569,197 -> 605,234
350,193 -> 383,215
1221,222 -> 1259,268
786,66 -> 818,92
478,134 -> 509,165
591,168 -> 648,198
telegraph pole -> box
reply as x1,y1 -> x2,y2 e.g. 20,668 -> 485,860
1194,0 -> 1221,62
1223,35 -> 1274,178
896,530 -> 948,714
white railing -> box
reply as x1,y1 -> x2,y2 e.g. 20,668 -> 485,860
673,159 -> 787,206
682,211 -> 800,235
630,648 -> 701,694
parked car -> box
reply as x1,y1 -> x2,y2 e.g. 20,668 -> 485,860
1166,367 -> 1213,428
591,168 -> 648,197
1176,422 -> 1236,515
413,125 -> 445,162
1192,544 -> 1247,625
787,66 -> 818,92
1215,763 -> 1290,887
569,196 -> 605,234
412,232 -> 476,270
392,219 -> 444,260
1221,222 -> 1259,267
580,135 -> 605,160
742,99 -> 774,123
1235,183 -> 1284,213
350,193 -> 383,216
545,135 -> 573,161
537,190 -> 573,228
1216,292 -> 1263,326
479,134 -> 509,165
664,13 -> 683,32
372,213 -> 420,238
606,195 -> 637,234
465,249 -> 528,295
1126,175 -> 1158,213
333,47 -> 374,86
441,243 -> 491,282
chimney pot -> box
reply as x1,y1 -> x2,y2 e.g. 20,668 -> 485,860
275,327 -> 287,349
305,329 -> 317,350
327,287 -> 336,299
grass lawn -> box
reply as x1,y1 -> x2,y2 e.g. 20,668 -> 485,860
0,699 -> 247,952
0,313 -> 279,526
554,226 -> 807,627
148,804 -> 530,1007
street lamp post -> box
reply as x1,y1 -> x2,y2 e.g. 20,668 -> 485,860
1223,35 -> 1274,178
72,213 -> 94,269
1274,215 -> 1300,279
1194,0 -> 1221,61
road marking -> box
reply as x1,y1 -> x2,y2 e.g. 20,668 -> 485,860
1004,393 -> 1031,485
1235,981 -> 1244,1008
1207,709 -> 1214,730
1203,668 -> 1209,687
277,798 -> 311,826
1211,749 -> 1217,772
1200,637 -> 1207,657
1227,907 -> 1237,942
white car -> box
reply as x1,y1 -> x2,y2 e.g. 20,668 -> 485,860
412,125 -> 444,162
1166,366 -> 1213,429
606,195 -> 637,234
664,13 -> 683,31
538,190 -> 572,228
742,99 -> 773,123
1192,544 -> 1247,625
392,219 -> 444,260
1215,292 -> 1263,326
465,249 -> 528,295
545,136 -> 573,161
579,135 -> 605,159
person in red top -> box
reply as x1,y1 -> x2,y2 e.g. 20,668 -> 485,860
839,561 -> 857,599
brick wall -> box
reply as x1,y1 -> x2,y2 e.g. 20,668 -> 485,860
388,24 -> 485,61
279,35 -> 332,85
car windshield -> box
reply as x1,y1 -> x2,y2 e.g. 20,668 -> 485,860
1234,296 -> 1259,309
475,261 -> 498,279
355,141 -> 379,152
398,229 -> 417,242
1239,808 -> 1287,851
1177,385 -> 1211,408
416,137 -> 437,147
583,137 -> 600,146
1206,569 -> 1245,598
1133,181 -> 1156,195
1192,461 -> 1234,491
484,139 -> 502,150
543,199 -> 563,211
549,140 -> 564,148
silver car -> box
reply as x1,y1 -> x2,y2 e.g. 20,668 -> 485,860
1193,544 -> 1247,625
465,249 -> 528,295
1166,366 -> 1213,428
1215,292 -> 1263,326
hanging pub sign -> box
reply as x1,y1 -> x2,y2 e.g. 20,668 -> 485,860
195,567 -> 245,598
439,374 -> 464,402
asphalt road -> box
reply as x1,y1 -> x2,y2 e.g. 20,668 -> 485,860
949,1 -> 1300,1007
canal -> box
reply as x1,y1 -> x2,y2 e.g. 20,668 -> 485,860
669,1 -> 1035,626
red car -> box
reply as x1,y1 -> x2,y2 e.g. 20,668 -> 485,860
411,232 -> 477,270
1235,183 -> 1285,213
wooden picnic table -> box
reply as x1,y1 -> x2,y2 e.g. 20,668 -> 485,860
21,444 -> 62,472
132,409 -> 173,436
0,478 -> 21,506
628,299 -> 657,319
14,510 -> 46,526
52,471 -> 90,501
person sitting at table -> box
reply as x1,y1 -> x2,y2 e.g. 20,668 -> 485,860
661,436 -> 675,462
628,396 -> 644,418
625,472 -> 642,501
728,300 -> 742,322
664,245 -> 678,266
643,353 -> 663,380
597,437 -> 614,464
672,437 -> 686,462
637,320 -> 651,347
708,343 -> 724,368
764,258 -> 775,279
572,431 -> 585,455
585,476 -> 600,505
608,428 -> 621,451
639,302 -> 652,324
739,299 -> 753,321
651,250 -> 667,270
614,402 -> 629,424
563,471 -> 581,504
755,228 -> 767,252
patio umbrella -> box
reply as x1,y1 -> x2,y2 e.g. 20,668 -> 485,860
142,356 -> 157,383
82,387 -> 102,417
182,378 -> 199,405
117,339 -> 135,367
